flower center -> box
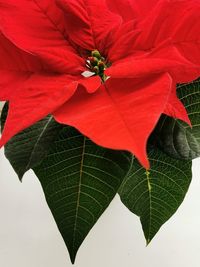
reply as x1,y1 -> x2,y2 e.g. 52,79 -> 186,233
86,50 -> 108,81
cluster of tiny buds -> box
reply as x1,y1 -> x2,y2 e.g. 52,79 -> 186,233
86,50 -> 107,77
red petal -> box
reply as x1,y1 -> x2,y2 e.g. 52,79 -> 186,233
56,0 -> 122,53
106,0 -> 157,22
0,74 -> 79,147
134,0 -> 200,69
79,76 -> 102,93
106,42 -> 200,83
107,20 -> 142,62
0,0 -> 83,73
108,0 -> 200,82
0,71 -> 29,101
130,0 -> 158,20
164,83 -> 191,126
53,73 -> 172,169
0,33 -> 44,72
106,0 -> 135,22
0,33 -> 44,100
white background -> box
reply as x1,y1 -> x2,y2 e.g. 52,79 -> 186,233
0,101 -> 200,267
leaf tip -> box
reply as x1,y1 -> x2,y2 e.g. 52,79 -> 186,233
16,169 -> 25,182
146,238 -> 151,247
69,250 -> 78,265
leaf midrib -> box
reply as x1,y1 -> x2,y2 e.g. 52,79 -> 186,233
72,136 -> 86,253
146,170 -> 152,244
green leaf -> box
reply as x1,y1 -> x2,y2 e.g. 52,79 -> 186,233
152,79 -> 200,160
0,103 -> 62,179
33,126 -> 131,263
119,147 -> 192,244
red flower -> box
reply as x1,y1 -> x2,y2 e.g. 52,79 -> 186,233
0,0 -> 200,168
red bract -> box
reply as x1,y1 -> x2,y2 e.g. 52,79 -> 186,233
0,0 -> 200,168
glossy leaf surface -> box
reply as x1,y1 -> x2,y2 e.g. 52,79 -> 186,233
34,126 -> 131,263
119,147 -> 192,243
1,103 -> 62,179
153,79 -> 200,160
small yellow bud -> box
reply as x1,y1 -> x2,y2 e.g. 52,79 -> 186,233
91,50 -> 101,59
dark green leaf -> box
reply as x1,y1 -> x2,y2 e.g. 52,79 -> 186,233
34,126 -> 131,263
152,79 -> 200,160
0,103 -> 62,179
119,147 -> 192,244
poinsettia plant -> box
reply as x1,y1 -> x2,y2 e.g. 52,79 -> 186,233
0,0 -> 200,264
